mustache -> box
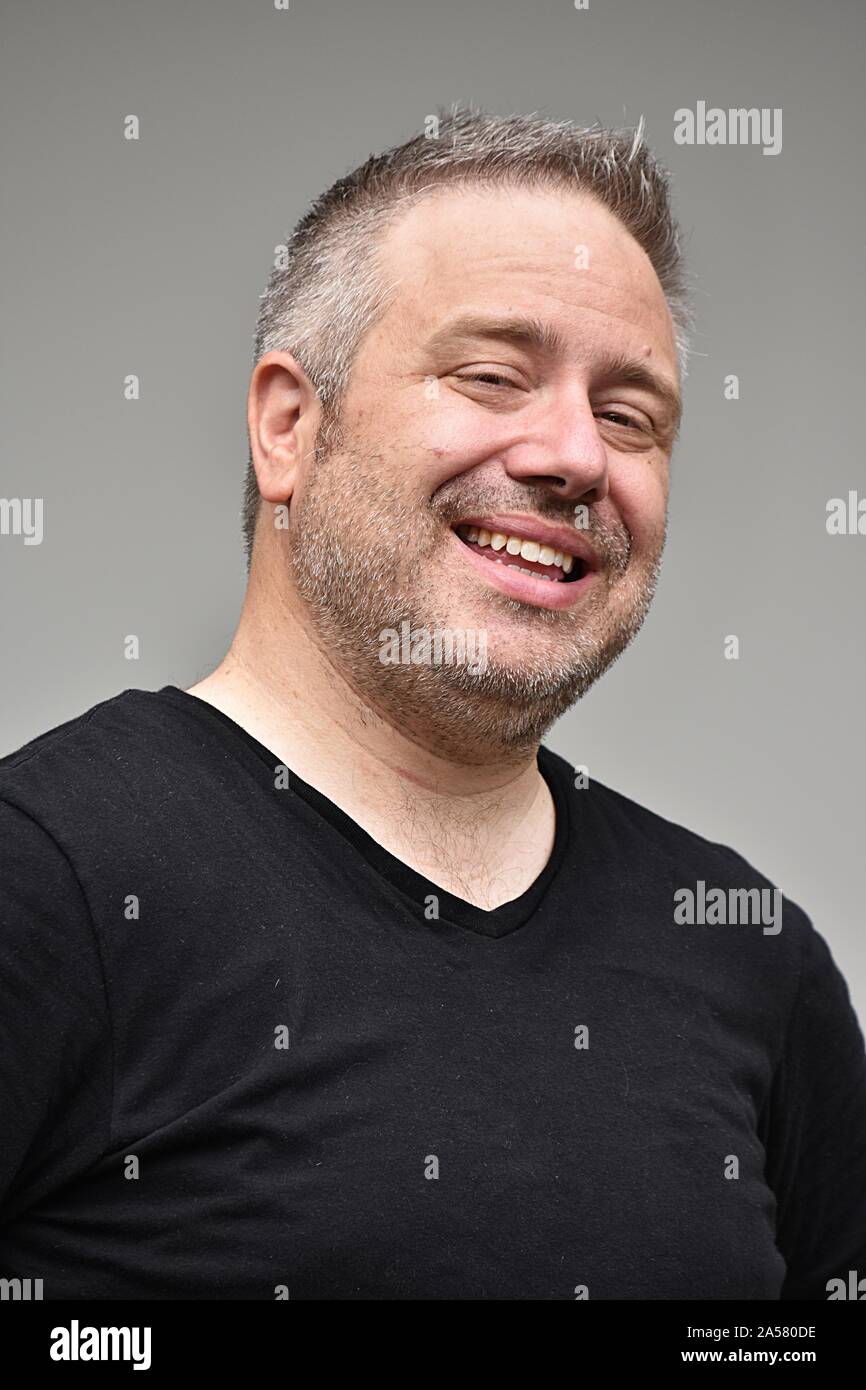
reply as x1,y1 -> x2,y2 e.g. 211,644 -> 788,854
430,482 -> 633,574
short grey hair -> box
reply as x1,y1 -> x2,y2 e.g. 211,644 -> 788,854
243,103 -> 693,566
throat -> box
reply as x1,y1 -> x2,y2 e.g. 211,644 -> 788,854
383,769 -> 557,909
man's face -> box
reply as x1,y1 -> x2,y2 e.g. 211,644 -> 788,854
287,184 -> 681,756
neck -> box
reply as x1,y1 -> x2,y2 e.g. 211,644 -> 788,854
186,564 -> 556,909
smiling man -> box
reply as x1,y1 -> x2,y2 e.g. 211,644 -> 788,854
1,108 -> 865,1301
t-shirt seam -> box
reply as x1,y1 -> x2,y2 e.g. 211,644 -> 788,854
627,822 -> 806,962
773,921 -> 812,1074
0,792 -> 116,1154
0,702 -> 108,774
763,924 -> 813,1276
580,773 -> 790,885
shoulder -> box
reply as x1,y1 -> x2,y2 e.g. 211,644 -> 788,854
540,741 -> 818,966
542,741 -> 783,878
1,686 -> 171,780
0,687 -> 192,858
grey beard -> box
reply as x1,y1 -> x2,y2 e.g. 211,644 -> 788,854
287,429 -> 664,761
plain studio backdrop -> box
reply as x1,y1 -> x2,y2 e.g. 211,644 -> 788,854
1,0 -> 864,1021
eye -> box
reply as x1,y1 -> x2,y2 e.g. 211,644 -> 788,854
596,409 -> 644,429
455,370 -> 520,389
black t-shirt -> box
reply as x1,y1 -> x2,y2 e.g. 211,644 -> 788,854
1,685 -> 864,1300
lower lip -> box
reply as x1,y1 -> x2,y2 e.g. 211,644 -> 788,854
449,530 -> 597,611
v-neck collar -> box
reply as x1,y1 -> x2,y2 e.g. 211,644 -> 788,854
156,685 -> 572,939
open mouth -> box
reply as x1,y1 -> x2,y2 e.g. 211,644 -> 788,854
453,523 -> 587,584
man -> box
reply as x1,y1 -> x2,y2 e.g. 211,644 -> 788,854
1,107 -> 865,1301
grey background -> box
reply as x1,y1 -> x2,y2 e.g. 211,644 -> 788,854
2,0 -> 864,1018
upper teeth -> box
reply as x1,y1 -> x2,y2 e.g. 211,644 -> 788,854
462,525 -> 574,574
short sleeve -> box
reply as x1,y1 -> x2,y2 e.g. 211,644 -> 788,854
0,797 -> 112,1222
762,920 -> 866,1298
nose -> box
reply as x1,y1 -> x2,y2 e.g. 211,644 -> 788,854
502,386 -> 609,504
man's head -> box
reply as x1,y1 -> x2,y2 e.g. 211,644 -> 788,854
243,107 -> 690,758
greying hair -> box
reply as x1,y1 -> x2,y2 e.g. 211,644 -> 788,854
243,104 -> 692,565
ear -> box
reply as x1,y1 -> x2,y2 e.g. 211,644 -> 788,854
247,351 -> 321,505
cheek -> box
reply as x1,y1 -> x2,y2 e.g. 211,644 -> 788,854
407,395 -> 510,489
609,458 -> 668,547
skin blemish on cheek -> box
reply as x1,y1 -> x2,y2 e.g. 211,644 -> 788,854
642,344 -> 652,356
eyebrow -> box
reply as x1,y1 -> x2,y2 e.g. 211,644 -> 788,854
425,312 -> 683,434
425,312 -> 568,359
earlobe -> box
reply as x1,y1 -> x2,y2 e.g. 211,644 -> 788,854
247,352 -> 316,505
253,440 -> 299,506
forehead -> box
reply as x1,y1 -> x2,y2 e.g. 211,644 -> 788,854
375,183 -> 677,368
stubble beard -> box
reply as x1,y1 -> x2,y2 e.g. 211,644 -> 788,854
287,416 -> 666,761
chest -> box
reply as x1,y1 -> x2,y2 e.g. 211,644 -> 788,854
86,914 -> 785,1298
